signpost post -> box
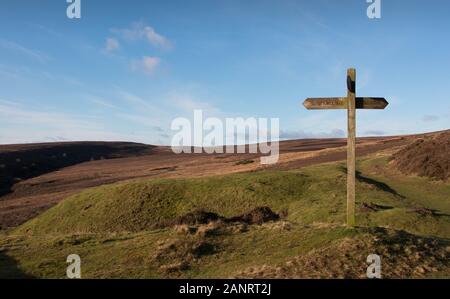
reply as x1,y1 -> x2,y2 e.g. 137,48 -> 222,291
303,68 -> 388,227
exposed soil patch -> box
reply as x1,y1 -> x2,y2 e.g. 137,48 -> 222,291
391,130 -> 450,180
414,207 -> 437,217
410,207 -> 450,217
173,210 -> 224,226
151,166 -> 178,172
235,159 -> 255,166
227,206 -> 280,224
361,202 -> 393,212
170,206 -> 280,227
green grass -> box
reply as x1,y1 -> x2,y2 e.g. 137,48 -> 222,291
1,154 -> 449,278
0,225 -> 355,279
16,170 -> 323,234
356,157 -> 450,238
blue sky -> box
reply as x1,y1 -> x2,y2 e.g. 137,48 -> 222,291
0,0 -> 449,145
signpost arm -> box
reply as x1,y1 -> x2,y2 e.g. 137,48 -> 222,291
347,68 -> 356,227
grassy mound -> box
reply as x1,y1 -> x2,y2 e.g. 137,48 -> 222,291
17,156 -> 450,238
17,171 -> 318,234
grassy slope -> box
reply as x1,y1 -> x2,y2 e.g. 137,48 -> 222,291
1,154 -> 449,278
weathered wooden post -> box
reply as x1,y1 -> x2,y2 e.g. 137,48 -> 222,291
303,68 -> 388,227
347,68 -> 356,227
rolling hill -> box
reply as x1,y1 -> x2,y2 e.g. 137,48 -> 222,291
0,131 -> 449,278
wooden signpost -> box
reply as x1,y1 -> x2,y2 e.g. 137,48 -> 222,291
303,68 -> 388,227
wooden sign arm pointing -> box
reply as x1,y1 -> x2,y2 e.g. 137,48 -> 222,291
303,97 -> 388,110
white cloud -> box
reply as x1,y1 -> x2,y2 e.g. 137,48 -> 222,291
105,37 -> 120,52
144,26 -> 172,50
112,22 -> 172,50
131,56 -> 161,74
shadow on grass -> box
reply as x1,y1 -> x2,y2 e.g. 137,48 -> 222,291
0,251 -> 34,279
361,202 -> 394,212
410,207 -> 450,218
339,166 -> 405,198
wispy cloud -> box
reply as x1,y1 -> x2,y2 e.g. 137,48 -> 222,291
112,22 -> 172,50
144,26 -> 172,50
0,100 -> 92,128
0,99 -> 151,144
0,39 -> 49,63
0,64 -> 23,80
0,63 -> 83,87
130,56 -> 161,74
86,95 -> 119,109
116,89 -> 160,111
105,37 -> 120,52
167,90 -> 223,117
0,98 -> 24,108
